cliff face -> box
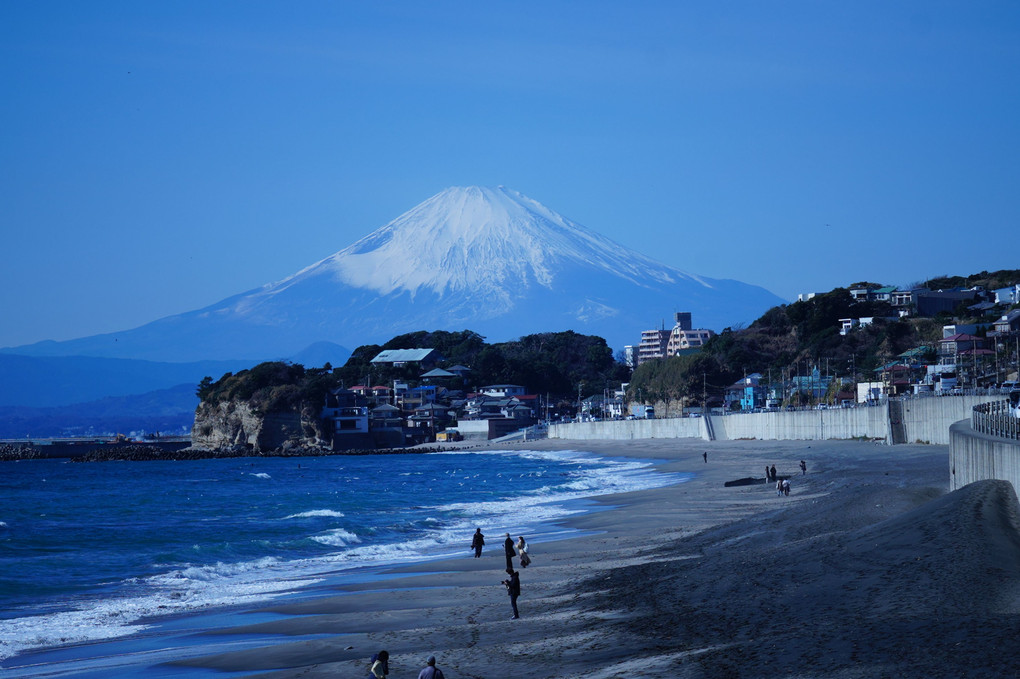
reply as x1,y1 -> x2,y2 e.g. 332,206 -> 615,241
191,400 -> 325,452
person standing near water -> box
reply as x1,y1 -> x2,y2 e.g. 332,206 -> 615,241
503,533 -> 517,571
471,528 -> 485,558
516,535 -> 531,568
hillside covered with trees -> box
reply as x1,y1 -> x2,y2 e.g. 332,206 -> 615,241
196,330 -> 628,413
629,268 -> 1019,411
195,269 -> 1018,417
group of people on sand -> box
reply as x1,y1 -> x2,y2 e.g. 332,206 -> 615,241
776,478 -> 791,496
765,460 -> 807,497
471,527 -> 529,620
367,651 -> 445,679
363,529 -> 530,677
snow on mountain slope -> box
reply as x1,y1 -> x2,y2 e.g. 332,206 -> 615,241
249,186 -> 698,304
3,186 -> 784,362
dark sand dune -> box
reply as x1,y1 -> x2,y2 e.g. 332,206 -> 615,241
569,479 -> 1020,678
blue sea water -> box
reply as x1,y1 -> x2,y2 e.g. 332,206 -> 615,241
0,448 -> 687,675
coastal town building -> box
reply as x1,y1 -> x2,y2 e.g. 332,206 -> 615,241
994,310 -> 1020,335
480,384 -> 526,398
637,328 -> 670,364
725,373 -> 766,411
838,316 -> 898,336
992,284 -> 1020,306
637,312 -> 714,364
370,348 -> 443,370
666,312 -> 713,353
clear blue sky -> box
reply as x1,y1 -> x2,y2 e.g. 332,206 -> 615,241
2,2 -> 1018,348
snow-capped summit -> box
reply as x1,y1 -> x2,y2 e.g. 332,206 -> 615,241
5,186 -> 784,362
310,185 -> 694,295
268,185 -> 698,309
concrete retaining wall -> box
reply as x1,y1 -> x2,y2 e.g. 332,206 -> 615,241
949,420 -> 1020,493
710,406 -> 888,442
550,417 -> 703,441
897,397 -> 994,445
456,420 -> 491,441
549,395 -> 1002,445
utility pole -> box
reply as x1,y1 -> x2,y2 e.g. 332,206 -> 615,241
852,353 -> 857,402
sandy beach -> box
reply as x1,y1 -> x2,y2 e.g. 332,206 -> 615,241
174,438 -> 1020,678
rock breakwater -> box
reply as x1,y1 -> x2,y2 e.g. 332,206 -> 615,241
68,443 -> 464,462
0,443 -> 45,461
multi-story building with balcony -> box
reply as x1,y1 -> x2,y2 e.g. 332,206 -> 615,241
637,312 -> 714,364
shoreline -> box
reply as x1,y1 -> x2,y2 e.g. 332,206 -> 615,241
0,443 -> 676,676
165,437 -> 1020,679
9,437 -> 1020,678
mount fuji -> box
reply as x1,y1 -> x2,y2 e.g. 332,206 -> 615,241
5,186 -> 784,363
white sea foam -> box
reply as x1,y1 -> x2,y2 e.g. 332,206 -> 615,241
0,447 -> 685,664
249,472 -> 272,479
284,509 -> 345,519
0,557 -> 323,661
310,528 -> 361,547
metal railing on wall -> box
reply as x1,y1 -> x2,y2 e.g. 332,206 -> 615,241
972,400 -> 1020,440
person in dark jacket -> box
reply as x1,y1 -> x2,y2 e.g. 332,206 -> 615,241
471,528 -> 485,558
502,569 -> 521,619
503,532 -> 516,571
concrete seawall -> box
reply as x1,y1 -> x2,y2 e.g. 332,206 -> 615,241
949,420 -> 1020,493
550,395 -> 1001,446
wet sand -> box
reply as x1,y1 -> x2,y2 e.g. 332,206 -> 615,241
174,438 -> 1020,678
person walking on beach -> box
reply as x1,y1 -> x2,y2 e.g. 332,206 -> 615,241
765,465 -> 771,481
503,533 -> 517,571
800,460 -> 807,475
417,655 -> 445,679
770,464 -> 777,482
516,535 -> 531,568
783,479 -> 791,496
471,527 -> 485,558
368,650 -> 389,678
776,479 -> 783,496
703,451 -> 708,463
502,569 -> 521,619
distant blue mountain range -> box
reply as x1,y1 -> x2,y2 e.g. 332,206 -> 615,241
0,355 -> 255,408
0,384 -> 199,438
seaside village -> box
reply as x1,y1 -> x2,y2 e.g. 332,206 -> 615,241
320,282 -> 1020,450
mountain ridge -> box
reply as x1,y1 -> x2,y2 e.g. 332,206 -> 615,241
2,186 -> 784,362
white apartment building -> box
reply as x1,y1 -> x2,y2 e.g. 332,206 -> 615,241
637,312 -> 714,364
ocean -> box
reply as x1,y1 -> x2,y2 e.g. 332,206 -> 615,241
0,448 -> 688,677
